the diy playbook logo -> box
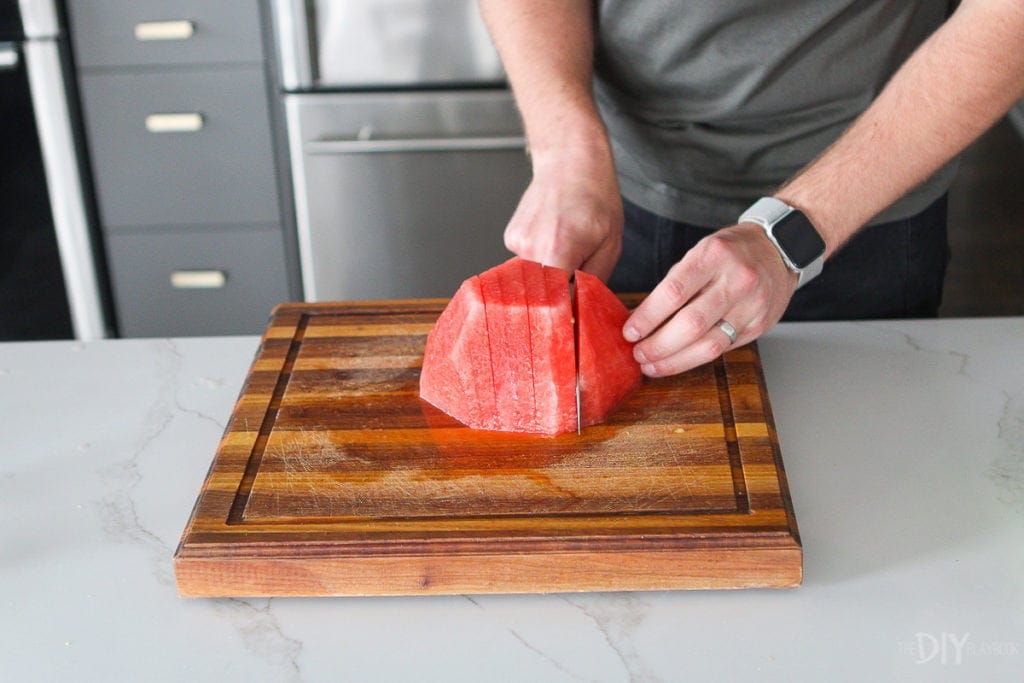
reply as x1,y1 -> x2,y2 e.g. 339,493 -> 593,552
898,632 -> 1020,665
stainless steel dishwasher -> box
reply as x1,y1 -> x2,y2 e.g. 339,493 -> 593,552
271,0 -> 530,301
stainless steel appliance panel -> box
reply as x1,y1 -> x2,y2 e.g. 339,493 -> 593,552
286,89 -> 529,301
274,0 -> 503,89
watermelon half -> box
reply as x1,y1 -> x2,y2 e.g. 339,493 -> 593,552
419,257 -> 640,435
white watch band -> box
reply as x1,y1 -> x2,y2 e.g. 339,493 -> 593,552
738,197 -> 824,288
739,197 -> 794,228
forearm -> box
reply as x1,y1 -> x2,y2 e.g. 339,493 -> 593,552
478,0 -> 609,161
479,0 -> 623,277
778,0 -> 1024,258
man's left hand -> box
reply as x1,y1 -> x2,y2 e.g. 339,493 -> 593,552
622,223 -> 798,377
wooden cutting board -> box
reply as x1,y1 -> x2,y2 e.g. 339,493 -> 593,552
174,300 -> 801,596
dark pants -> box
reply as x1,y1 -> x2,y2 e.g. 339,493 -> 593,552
608,196 -> 950,321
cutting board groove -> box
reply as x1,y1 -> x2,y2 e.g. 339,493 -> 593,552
226,313 -> 310,525
175,300 -> 801,596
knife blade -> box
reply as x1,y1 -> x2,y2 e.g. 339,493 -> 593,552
570,275 -> 581,435
575,377 -> 582,435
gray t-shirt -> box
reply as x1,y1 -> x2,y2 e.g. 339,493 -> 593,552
593,0 -> 957,228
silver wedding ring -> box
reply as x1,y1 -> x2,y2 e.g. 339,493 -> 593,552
718,320 -> 738,345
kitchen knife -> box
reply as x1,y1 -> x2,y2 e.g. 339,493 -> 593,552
571,275 -> 582,435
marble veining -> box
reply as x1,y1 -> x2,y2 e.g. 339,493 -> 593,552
217,598 -> 304,681
92,340 -> 181,586
859,320 -> 1024,516
562,594 -> 653,682
461,594 -> 583,679
991,389 -> 1024,514
858,321 -> 970,378
2,323 -> 1022,681
83,339 -> 305,679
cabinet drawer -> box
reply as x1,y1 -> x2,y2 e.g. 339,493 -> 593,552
79,68 -> 279,227
67,0 -> 263,68
106,226 -> 290,337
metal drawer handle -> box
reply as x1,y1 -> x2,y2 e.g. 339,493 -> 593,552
145,112 -> 204,133
306,135 -> 527,155
171,270 -> 226,290
134,20 -> 195,42
0,43 -> 19,71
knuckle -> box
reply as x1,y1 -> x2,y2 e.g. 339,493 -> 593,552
646,353 -> 685,377
660,271 -> 690,307
750,289 -> 771,312
702,234 -> 729,261
647,360 -> 674,378
640,336 -> 670,362
504,227 -> 526,253
683,308 -> 710,337
734,265 -> 759,296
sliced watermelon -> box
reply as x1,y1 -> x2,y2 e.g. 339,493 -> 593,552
479,259 -> 533,431
574,269 -> 642,427
419,276 -> 496,431
524,259 -> 576,435
477,263 -> 507,430
419,257 -> 640,436
503,259 -> 537,431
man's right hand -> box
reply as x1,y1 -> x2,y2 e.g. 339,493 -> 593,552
479,0 -> 621,280
503,142 -> 623,282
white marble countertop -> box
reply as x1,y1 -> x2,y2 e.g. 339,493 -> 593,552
1,318 -> 1021,681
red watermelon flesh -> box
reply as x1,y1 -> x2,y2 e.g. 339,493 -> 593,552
574,269 -> 642,427
523,259 -> 576,435
480,258 -> 535,432
419,257 -> 639,435
419,276 -> 496,431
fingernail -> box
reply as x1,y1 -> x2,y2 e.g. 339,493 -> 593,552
634,347 -> 647,363
642,363 -> 658,377
624,326 -> 640,342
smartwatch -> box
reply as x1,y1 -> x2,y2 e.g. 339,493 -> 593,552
738,197 -> 826,289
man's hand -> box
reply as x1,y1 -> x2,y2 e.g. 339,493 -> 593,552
479,0 -> 621,279
503,144 -> 623,281
625,0 -> 1024,377
624,223 -> 797,377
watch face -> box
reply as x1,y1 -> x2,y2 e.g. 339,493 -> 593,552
774,211 -> 826,269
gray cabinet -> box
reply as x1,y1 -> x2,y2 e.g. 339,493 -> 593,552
105,226 -> 290,336
67,0 -> 296,337
78,68 -> 280,227
67,0 -> 264,68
